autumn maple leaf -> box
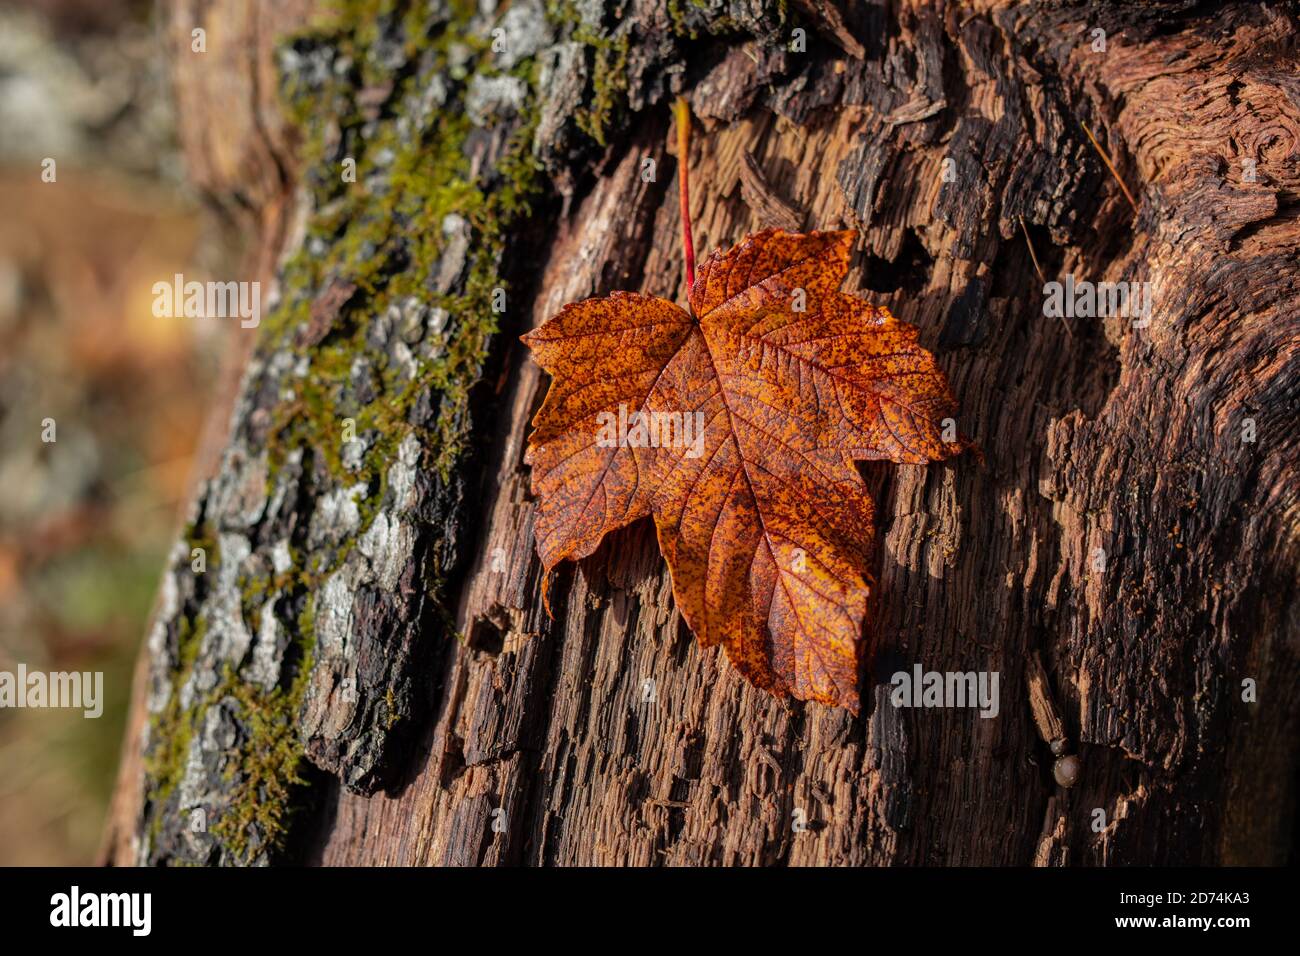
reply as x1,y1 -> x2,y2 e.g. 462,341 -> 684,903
520,101 -> 963,712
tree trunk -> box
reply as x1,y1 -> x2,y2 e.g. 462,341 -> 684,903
103,0 -> 1299,867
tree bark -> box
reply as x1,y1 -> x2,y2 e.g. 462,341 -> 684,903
104,0 -> 1299,867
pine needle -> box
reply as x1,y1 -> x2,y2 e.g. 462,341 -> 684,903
1021,215 -> 1070,338
1020,215 -> 1046,284
1082,121 -> 1139,214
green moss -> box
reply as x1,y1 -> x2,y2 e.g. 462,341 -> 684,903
142,614 -> 205,850
142,601 -> 316,863
573,29 -> 628,146
383,685 -> 401,730
547,0 -> 790,148
183,521 -> 219,571
667,0 -> 700,39
143,618 -> 204,791
296,596 -> 317,647
544,1 -> 630,147
263,2 -> 546,499
210,647 -> 315,864
142,0 -> 553,863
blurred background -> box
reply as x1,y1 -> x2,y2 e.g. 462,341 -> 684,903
0,0 -> 238,863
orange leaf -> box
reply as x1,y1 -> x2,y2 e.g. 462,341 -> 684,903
522,229 -> 964,711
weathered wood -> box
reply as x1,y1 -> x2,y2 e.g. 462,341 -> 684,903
108,0 -> 1299,866
1026,651 -> 1066,751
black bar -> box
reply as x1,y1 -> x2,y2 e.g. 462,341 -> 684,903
0,866 -> 1280,944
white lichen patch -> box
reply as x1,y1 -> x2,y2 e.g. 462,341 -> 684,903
270,539 -> 294,576
359,510 -> 415,591
388,433 -> 422,511
315,567 -> 357,660
466,74 -> 527,125
494,0 -> 552,69
145,542 -> 185,716
263,448 -> 303,526
308,482 -> 367,547
212,449 -> 270,530
180,533 -> 253,710
245,598 -> 286,691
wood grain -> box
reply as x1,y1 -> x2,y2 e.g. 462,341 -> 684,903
110,0 -> 1299,866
